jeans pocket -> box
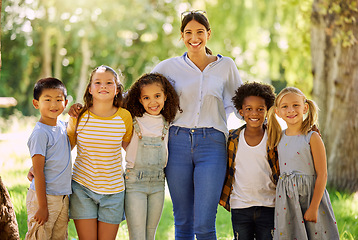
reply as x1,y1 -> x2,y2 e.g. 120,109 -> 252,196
206,130 -> 226,145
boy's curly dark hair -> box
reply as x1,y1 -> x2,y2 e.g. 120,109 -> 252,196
123,73 -> 181,123
232,82 -> 276,111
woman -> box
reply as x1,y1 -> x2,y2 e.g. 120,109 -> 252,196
152,10 -> 242,240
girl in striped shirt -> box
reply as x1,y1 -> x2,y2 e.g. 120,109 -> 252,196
67,65 -> 133,240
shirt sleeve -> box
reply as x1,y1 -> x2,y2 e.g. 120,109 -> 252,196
151,60 -> 165,74
27,129 -> 48,158
67,116 -> 77,148
121,109 -> 133,143
223,58 -> 243,119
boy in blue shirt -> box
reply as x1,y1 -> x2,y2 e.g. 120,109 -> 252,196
25,78 -> 72,240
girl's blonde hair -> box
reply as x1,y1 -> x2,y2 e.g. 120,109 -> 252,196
267,87 -> 319,150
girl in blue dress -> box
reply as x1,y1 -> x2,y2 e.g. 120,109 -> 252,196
267,87 -> 339,239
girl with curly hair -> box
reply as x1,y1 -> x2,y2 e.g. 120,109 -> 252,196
123,73 -> 180,240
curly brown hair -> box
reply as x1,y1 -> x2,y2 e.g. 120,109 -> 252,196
232,82 -> 276,111
123,73 -> 181,123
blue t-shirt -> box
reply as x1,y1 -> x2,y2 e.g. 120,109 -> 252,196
28,120 -> 72,195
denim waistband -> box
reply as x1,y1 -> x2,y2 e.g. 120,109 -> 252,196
125,169 -> 165,179
170,126 -> 221,135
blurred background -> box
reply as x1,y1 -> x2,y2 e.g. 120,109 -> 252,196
1,0 -> 313,117
1,0 -> 357,239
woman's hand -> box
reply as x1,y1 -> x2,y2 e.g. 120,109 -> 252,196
68,103 -> 83,118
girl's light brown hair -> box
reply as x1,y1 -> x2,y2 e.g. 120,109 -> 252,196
76,65 -> 123,130
267,87 -> 319,150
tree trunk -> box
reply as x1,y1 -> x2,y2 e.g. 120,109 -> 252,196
311,0 -> 358,192
0,0 -> 2,72
0,3 -> 21,238
54,29 -> 64,80
0,177 -> 20,240
76,37 -> 91,103
40,27 -> 53,78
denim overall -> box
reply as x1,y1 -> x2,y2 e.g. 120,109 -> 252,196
124,118 -> 168,240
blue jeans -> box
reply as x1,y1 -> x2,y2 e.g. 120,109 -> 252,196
125,172 -> 165,240
231,207 -> 274,240
165,126 -> 227,240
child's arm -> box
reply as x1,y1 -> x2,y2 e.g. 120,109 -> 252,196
122,141 -> 130,151
32,154 -> 49,225
304,132 -> 328,223
121,110 -> 133,151
67,117 -> 78,150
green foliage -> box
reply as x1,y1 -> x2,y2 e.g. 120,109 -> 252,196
316,0 -> 358,48
1,0 -> 316,116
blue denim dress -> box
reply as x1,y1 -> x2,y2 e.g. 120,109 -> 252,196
124,117 -> 169,240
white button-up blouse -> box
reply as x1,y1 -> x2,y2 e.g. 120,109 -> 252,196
152,52 -> 242,137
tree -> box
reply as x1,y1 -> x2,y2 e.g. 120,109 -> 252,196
311,0 -> 358,192
0,2 -> 20,238
0,177 -> 20,240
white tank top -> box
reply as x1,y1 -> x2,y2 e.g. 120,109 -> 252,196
230,129 -> 276,208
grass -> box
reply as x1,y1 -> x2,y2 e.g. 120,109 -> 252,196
0,114 -> 357,239
2,166 -> 358,239
1,167 -> 232,239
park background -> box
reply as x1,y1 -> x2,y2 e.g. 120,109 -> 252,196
0,0 -> 357,239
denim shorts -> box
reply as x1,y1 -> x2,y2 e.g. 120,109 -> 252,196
69,180 -> 125,224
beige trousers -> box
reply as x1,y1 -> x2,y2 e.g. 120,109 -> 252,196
25,189 -> 69,240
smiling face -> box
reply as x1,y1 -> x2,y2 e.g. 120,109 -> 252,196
276,92 -> 308,127
33,88 -> 68,126
181,20 -> 211,54
239,96 -> 267,129
89,71 -> 118,102
139,83 -> 166,115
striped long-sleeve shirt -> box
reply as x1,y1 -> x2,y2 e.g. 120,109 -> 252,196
67,108 -> 132,194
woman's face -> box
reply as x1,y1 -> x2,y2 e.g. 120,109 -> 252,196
181,20 -> 211,54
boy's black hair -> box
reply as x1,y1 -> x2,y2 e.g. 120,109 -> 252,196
232,82 -> 275,110
33,77 -> 67,100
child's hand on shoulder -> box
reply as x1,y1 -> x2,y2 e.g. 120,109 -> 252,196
27,166 -> 34,182
68,103 -> 83,118
304,206 -> 318,223
34,207 -> 49,225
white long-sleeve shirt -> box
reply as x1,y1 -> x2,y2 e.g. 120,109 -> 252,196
152,52 -> 242,137
125,113 -> 169,168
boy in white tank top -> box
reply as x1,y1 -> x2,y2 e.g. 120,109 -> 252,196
220,82 -> 279,240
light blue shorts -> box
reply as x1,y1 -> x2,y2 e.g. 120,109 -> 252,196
69,180 -> 125,224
